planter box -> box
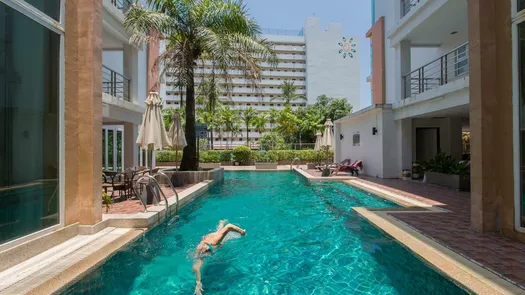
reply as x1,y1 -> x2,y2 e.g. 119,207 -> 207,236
306,163 -> 316,170
200,163 -> 221,169
255,163 -> 278,169
425,171 -> 470,191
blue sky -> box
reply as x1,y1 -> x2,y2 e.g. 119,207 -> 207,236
243,0 -> 372,109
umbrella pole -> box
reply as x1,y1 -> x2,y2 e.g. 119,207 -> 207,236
175,146 -> 179,172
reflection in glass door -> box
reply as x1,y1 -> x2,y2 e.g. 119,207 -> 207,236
102,126 -> 124,171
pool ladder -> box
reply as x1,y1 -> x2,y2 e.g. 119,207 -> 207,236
133,171 -> 180,217
290,157 -> 300,171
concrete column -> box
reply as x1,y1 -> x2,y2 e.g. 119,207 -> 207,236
123,44 -> 139,103
64,0 -> 103,225
397,118 -> 412,173
123,122 -> 138,169
468,0 -> 514,234
395,40 -> 411,102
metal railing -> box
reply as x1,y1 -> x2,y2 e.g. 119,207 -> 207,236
110,0 -> 132,13
402,0 -> 420,17
103,65 -> 131,102
403,42 -> 469,99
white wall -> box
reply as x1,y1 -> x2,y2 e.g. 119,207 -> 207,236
337,108 -> 398,178
304,17 -> 360,110
103,51 -> 123,73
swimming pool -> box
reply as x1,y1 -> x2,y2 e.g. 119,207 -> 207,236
63,172 -> 466,294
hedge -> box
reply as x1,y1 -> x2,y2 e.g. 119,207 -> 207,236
156,149 -> 334,163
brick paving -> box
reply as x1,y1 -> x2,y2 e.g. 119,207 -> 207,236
354,176 -> 525,289
105,184 -> 194,214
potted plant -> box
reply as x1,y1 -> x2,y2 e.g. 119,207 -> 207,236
421,153 -> 470,191
233,146 -> 252,166
102,191 -> 113,213
255,151 -> 278,169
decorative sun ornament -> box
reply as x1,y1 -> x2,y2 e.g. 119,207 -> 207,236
338,37 -> 357,59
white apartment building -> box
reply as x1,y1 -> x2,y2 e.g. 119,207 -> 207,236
101,0 -> 148,170
158,17 -> 361,148
335,0 -> 469,178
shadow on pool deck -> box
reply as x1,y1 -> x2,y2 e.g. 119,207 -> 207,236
352,176 -> 525,290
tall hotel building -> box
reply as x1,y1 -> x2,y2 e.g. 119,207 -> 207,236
157,17 -> 361,147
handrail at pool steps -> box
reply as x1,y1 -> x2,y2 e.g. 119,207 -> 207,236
290,157 -> 300,171
153,171 -> 180,216
135,175 -> 170,215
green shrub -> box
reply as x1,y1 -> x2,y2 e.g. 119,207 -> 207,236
199,150 -> 220,163
156,150 -> 182,162
233,146 -> 252,162
219,150 -> 233,162
155,149 -> 334,163
260,132 -> 286,150
421,152 -> 469,176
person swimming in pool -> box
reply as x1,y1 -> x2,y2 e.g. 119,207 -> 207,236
193,220 -> 246,295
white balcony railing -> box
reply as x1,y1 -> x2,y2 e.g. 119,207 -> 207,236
401,0 -> 421,17
403,42 -> 469,99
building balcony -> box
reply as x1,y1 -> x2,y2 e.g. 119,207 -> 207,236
389,0 -> 467,47
403,42 -> 468,99
394,42 -> 469,120
103,65 -> 131,102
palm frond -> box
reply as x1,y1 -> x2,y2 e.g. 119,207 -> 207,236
124,4 -> 176,45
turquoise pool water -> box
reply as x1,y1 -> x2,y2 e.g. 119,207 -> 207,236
63,172 -> 466,295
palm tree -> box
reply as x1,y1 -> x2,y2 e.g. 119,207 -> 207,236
271,81 -> 306,105
125,0 -> 277,170
219,106 -> 241,149
267,108 -> 279,130
196,76 -> 228,149
253,112 -> 268,134
240,107 -> 257,146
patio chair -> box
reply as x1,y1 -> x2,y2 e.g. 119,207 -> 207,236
332,160 -> 363,176
105,170 -> 134,200
316,159 -> 351,172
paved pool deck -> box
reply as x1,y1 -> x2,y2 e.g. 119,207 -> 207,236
353,177 -> 525,289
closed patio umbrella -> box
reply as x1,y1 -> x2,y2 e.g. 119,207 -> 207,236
136,92 -> 170,169
168,112 -> 187,171
321,119 -> 334,150
314,131 -> 323,151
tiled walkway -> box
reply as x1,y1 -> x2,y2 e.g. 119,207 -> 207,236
353,177 -> 525,289
106,184 -> 194,214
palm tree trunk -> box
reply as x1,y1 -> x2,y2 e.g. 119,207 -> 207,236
246,124 -> 249,146
180,67 -> 198,171
210,129 -> 214,150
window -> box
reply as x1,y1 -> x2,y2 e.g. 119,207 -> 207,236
518,20 -> 525,227
515,0 -> 525,229
25,0 -> 61,21
0,2 -> 61,244
455,45 -> 468,76
353,133 -> 360,146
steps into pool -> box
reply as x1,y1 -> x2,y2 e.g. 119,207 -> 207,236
0,227 -> 144,294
